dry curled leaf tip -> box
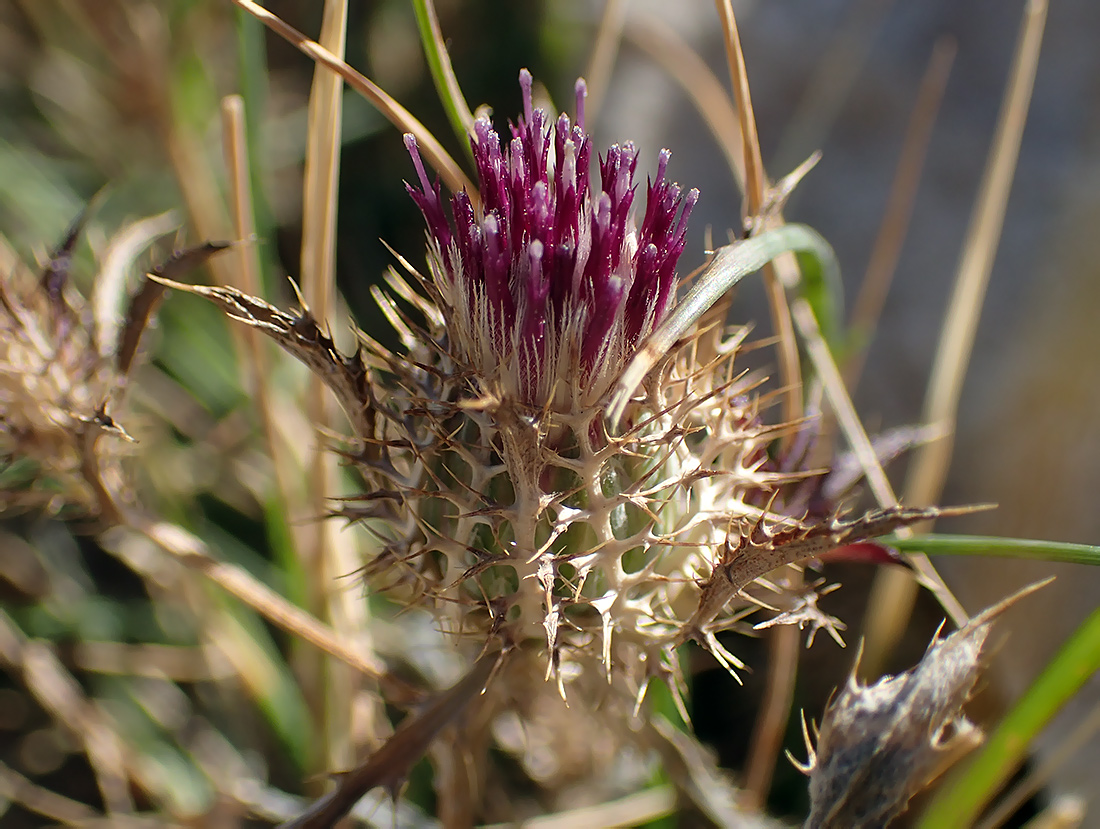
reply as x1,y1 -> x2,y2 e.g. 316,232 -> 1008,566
801,579 -> 1049,828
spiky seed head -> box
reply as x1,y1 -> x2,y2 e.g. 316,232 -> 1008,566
0,223 -> 131,516
1,221 -> 224,519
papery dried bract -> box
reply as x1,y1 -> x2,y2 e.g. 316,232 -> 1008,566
799,582 -> 1048,828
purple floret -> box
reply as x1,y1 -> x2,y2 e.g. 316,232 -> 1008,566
405,69 -> 697,405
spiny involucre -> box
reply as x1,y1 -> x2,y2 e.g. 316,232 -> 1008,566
162,70 -> 949,709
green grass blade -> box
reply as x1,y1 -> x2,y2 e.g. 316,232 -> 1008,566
213,593 -> 313,773
411,0 -> 475,161
796,247 -> 844,352
233,5 -> 281,296
917,604 -> 1100,828
885,534 -> 1100,567
608,223 -> 839,427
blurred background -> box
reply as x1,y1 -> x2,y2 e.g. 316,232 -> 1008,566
1,0 -> 1098,825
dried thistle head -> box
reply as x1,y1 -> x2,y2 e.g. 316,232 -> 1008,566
0,212 -> 131,517
0,210 -> 225,519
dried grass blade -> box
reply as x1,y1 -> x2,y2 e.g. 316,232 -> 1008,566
624,14 -> 745,193
713,0 -> 764,211
301,0 -> 372,774
220,97 -> 270,394
845,37 -> 956,390
863,0 -> 1049,675
231,0 -> 475,201
745,612 -> 802,807
712,1 -> 802,431
279,651 -> 501,828
908,0 -> 1047,518
0,761 -> 100,825
219,93 -> 313,566
300,0 -> 346,329
787,287 -> 968,627
135,519 -> 389,684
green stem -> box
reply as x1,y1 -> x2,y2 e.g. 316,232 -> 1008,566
234,6 -> 280,295
411,0 -> 475,162
886,534 -> 1100,567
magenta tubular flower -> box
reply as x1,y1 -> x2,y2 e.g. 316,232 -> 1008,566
405,69 -> 697,410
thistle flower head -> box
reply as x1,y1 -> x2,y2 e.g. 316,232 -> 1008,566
405,69 -> 697,411
168,70 -> 953,733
